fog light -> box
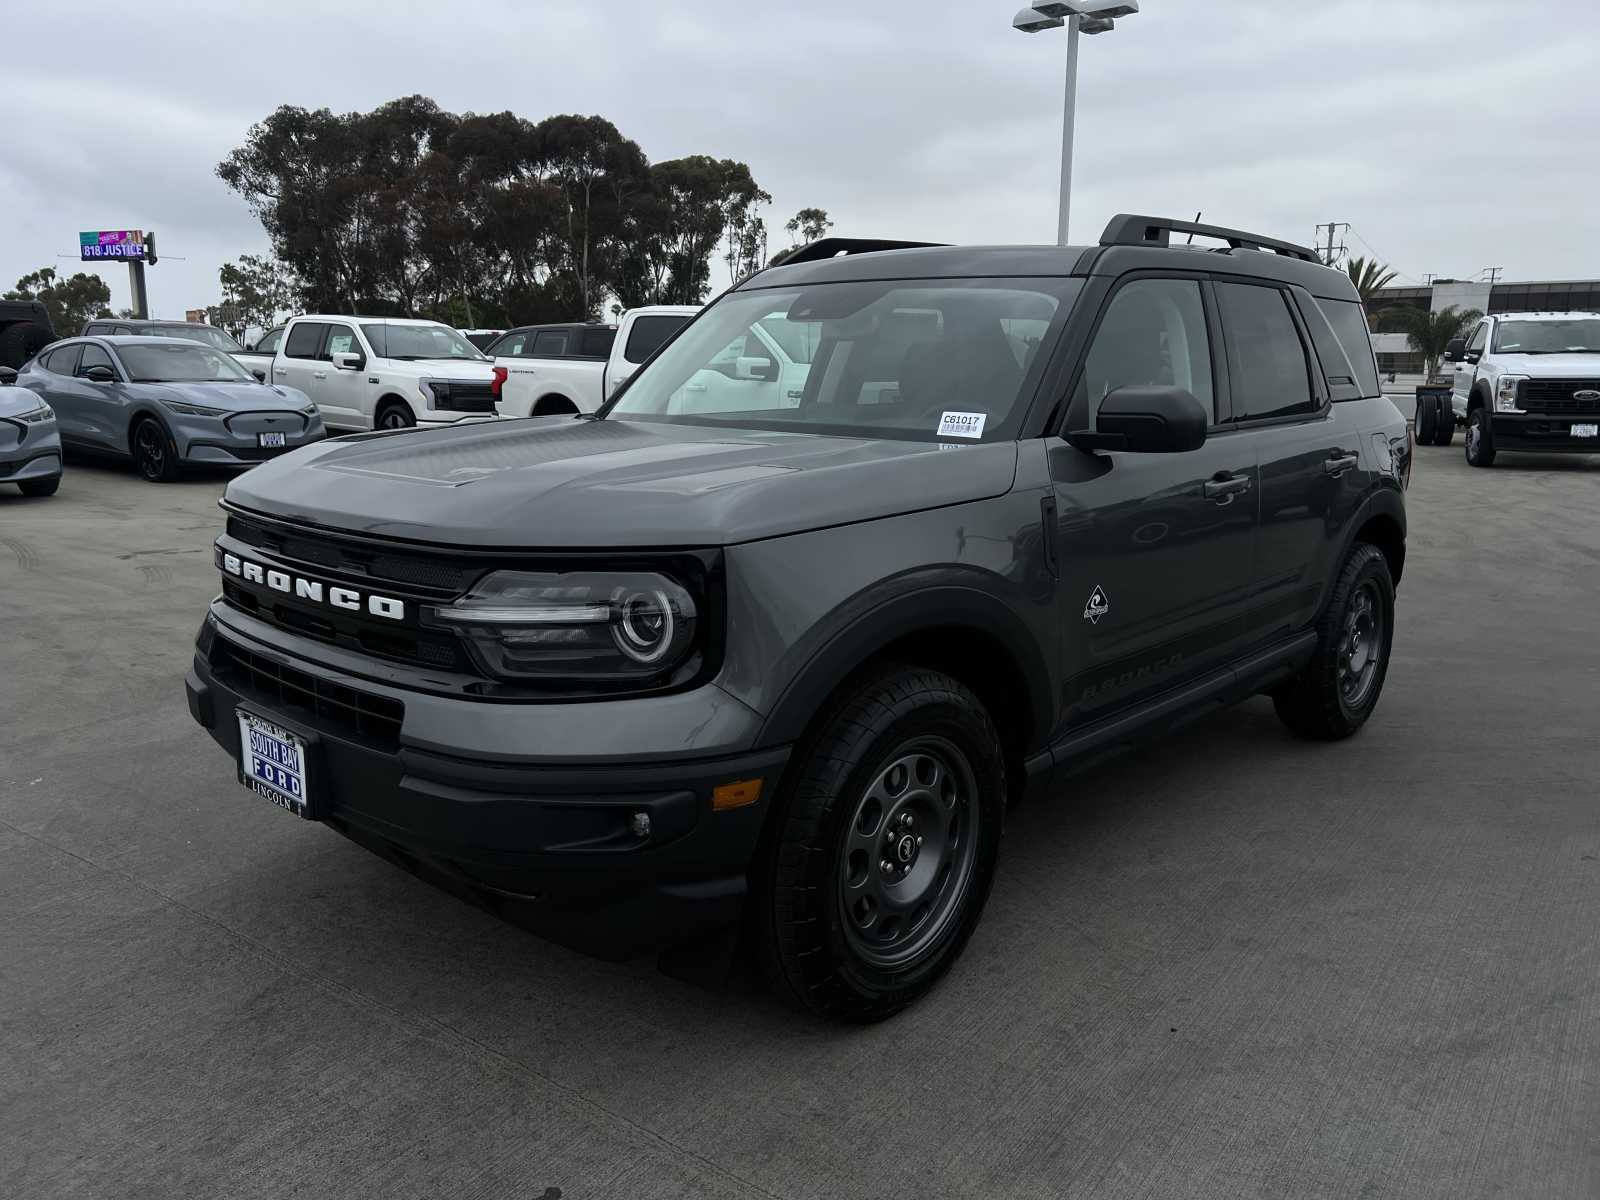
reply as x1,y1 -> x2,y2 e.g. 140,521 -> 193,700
711,778 -> 764,812
629,811 -> 652,838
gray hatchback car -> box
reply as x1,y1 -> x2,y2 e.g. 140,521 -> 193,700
0,366 -> 62,496
185,215 -> 1409,1021
17,337 -> 325,481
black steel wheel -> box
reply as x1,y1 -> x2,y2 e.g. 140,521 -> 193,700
1432,396 -> 1455,447
1414,395 -> 1436,444
1273,542 -> 1395,740
753,665 -> 1005,1022
376,402 -> 415,430
131,417 -> 179,482
1466,407 -> 1496,467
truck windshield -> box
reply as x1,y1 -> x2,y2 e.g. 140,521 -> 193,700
1493,319 -> 1600,354
120,344 -> 254,383
361,322 -> 486,361
603,278 -> 1077,442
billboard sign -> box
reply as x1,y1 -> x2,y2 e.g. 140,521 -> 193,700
79,230 -> 146,261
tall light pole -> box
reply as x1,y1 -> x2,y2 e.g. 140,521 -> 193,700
1013,2 -> 1140,246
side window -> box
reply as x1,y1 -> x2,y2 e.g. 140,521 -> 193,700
323,325 -> 359,360
77,344 -> 115,377
45,345 -> 82,376
1313,298 -> 1381,397
1467,322 -> 1488,355
283,322 -> 326,360
623,315 -> 689,364
114,326 -> 135,336
491,332 -> 527,357
579,328 -> 616,359
531,330 -> 569,357
1214,282 -> 1316,422
256,328 -> 283,355
85,323 -> 112,336
1079,278 -> 1215,425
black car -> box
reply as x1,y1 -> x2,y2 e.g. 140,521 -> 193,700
184,215 -> 1409,1022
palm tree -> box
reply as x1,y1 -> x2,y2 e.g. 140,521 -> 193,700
1376,304 -> 1482,381
1346,255 -> 1398,303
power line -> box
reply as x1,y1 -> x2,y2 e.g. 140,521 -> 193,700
1346,227 -> 1421,284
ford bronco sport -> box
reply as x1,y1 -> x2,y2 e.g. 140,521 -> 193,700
184,215 -> 1410,1022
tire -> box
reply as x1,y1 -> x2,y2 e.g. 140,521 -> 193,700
1465,407 -> 1496,467
1414,394 -> 1436,444
17,475 -> 59,497
1272,543 -> 1395,741
0,322 -> 54,370
753,666 -> 1006,1022
130,417 -> 180,482
376,401 -> 416,430
1433,397 -> 1455,447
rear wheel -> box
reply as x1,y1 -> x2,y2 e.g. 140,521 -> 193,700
1432,396 -> 1455,446
131,417 -> 179,482
1465,407 -> 1496,467
1273,543 -> 1394,740
1414,395 -> 1436,444
376,401 -> 415,430
17,475 -> 59,497
753,666 -> 1005,1022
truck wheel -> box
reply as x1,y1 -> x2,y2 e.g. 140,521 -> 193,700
376,401 -> 415,430
1272,542 -> 1394,741
753,666 -> 1005,1022
531,394 -> 578,417
1414,395 -> 1435,444
1465,408 -> 1496,467
130,417 -> 180,482
0,322 -> 54,369
18,475 -> 59,497
1432,397 -> 1455,447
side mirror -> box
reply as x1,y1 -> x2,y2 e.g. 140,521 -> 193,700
84,364 -> 117,383
1444,338 -> 1466,363
251,367 -> 268,382
735,355 -> 779,382
332,351 -> 364,372
0,366 -> 16,385
1069,385 -> 1208,454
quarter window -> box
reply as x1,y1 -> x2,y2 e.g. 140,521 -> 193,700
1079,278 -> 1215,425
284,322 -> 326,360
1314,299 -> 1381,397
1215,282 -> 1316,421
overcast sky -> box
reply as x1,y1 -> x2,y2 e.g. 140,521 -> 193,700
5,0 -> 1597,321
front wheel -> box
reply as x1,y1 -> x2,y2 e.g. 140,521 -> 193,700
1465,408 -> 1496,467
753,666 -> 1005,1022
375,401 -> 416,430
131,417 -> 180,482
1273,543 -> 1394,740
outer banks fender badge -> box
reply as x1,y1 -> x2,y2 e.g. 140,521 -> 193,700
1083,585 -> 1110,624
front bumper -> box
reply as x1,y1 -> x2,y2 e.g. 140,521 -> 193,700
0,420 -> 62,483
1491,412 -> 1600,453
185,608 -> 788,955
177,411 -> 325,467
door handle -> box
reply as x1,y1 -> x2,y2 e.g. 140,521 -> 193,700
1323,453 -> 1360,476
685,382 -> 707,392
1202,472 -> 1251,501
313,371 -> 328,380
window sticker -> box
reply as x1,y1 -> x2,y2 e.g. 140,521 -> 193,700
937,411 -> 986,439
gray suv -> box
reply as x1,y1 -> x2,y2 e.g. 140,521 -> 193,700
184,215 -> 1410,1021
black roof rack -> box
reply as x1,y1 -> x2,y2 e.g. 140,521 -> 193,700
1100,214 -> 1322,263
772,237 -> 949,267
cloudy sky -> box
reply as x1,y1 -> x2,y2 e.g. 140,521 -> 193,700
5,0 -> 1597,320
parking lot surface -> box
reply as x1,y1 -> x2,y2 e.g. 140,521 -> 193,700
3,448 -> 1599,1199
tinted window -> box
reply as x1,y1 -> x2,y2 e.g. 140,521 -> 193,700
44,345 -> 81,376
256,328 -> 283,354
77,344 -> 115,377
623,314 -> 689,364
1215,283 -> 1315,421
324,325 -> 360,359
579,328 -> 616,358
531,330 -> 569,356
1078,278 -> 1215,424
488,331 -> 527,357
1315,299 -> 1381,397
284,322 -> 326,359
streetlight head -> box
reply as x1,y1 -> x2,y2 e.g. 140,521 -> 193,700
1079,16 -> 1116,34
1032,0 -> 1139,15
1013,7 -> 1065,33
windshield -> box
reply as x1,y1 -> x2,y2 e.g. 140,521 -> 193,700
1493,319 -> 1600,354
119,343 -> 254,383
148,325 -> 245,353
604,279 -> 1075,442
361,322 -> 487,361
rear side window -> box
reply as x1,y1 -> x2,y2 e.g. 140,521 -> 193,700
44,345 -> 82,375
623,315 -> 689,364
531,330 -> 569,356
1215,283 -> 1316,421
1315,299 -> 1381,397
284,322 -> 326,359
579,328 -> 616,358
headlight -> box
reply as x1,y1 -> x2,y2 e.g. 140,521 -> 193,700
159,398 -> 227,417
423,570 -> 700,685
1495,375 -> 1526,413
301,403 -> 318,416
18,403 -> 53,423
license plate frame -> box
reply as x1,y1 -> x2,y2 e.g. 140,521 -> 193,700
236,708 -> 315,818
1571,423 -> 1598,438
258,431 -> 287,448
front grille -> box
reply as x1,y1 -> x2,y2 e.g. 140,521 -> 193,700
212,637 -> 404,750
221,579 -> 466,670
435,381 -> 497,414
225,516 -> 473,591
1522,378 -> 1600,414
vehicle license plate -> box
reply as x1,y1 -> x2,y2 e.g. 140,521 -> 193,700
1572,423 -> 1598,438
237,711 -> 312,817
258,432 -> 287,448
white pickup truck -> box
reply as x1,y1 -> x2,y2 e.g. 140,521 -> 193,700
489,306 -> 698,417
270,315 -> 499,431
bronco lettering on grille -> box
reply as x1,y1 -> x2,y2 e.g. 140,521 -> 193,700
222,552 -> 406,621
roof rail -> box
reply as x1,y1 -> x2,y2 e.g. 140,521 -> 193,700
1100,214 -> 1322,263
772,237 -> 948,267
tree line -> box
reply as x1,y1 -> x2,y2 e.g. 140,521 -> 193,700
215,96 -> 833,332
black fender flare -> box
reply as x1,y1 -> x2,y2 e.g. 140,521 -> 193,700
755,581 -> 1056,754
1323,483 -> 1406,607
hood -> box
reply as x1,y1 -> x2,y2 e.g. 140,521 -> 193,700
0,384 -> 47,418
224,417 -> 1019,547
134,380 -> 309,411
408,359 -> 497,381
1492,352 -> 1600,376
